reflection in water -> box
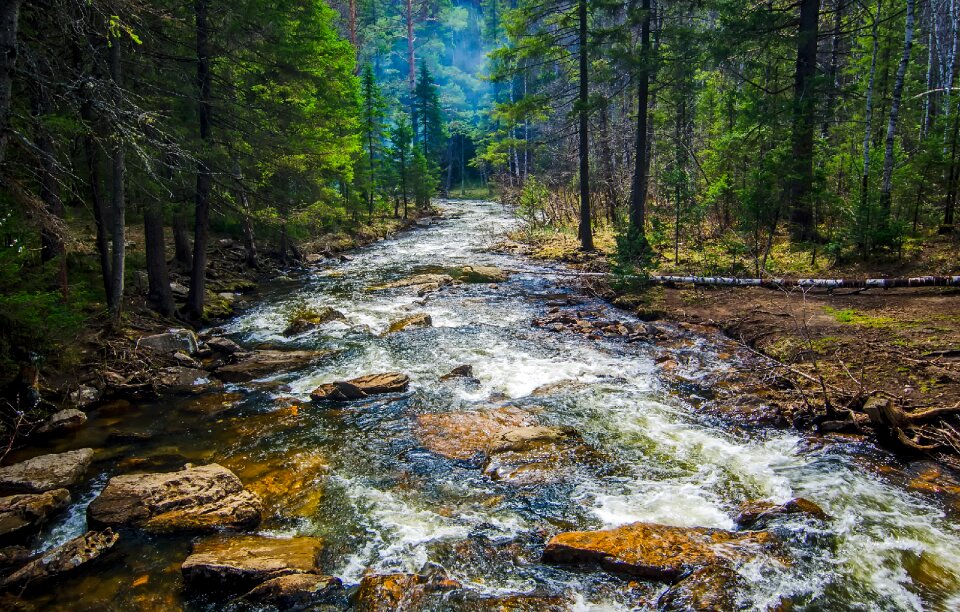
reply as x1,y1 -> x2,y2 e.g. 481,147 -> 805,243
16,200 -> 960,610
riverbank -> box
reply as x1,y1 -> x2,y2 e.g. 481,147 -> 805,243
498,227 -> 960,467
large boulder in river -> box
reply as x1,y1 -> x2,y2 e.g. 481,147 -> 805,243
0,489 -> 70,542
386,313 -> 432,334
242,573 -> 344,609
283,307 -> 346,337
370,274 -> 455,293
0,449 -> 94,493
87,463 -> 262,533
138,329 -> 198,355
36,409 -> 87,436
354,572 -> 461,612
456,265 -> 508,283
215,350 -> 336,383
181,534 -> 324,592
542,522 -> 777,580
1,529 -> 118,590
416,408 -> 538,460
310,372 -> 410,401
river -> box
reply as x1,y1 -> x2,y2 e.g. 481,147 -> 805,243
14,199 -> 960,610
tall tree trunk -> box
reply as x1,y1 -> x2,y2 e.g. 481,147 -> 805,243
577,0 -> 594,252
406,0 -> 415,91
628,0 -> 651,241
822,0 -> 844,140
0,0 -> 22,170
108,34 -> 125,325
921,5 -> 936,141
173,209 -> 193,270
85,115 -> 112,301
144,201 -> 174,317
878,0 -> 915,221
232,161 -> 258,268
788,0 -> 821,242
945,99 -> 959,226
189,0 -> 212,321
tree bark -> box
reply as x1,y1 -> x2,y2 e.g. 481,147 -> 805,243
232,162 -> 258,269
173,209 -> 193,270
628,0 -> 651,241
108,34 -> 125,325
0,0 -> 22,170
878,0 -> 914,222
577,0 -> 594,251
143,201 -> 174,317
788,0 -> 821,242
188,0 -> 212,321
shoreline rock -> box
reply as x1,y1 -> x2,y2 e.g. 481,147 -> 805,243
1,529 -> 118,590
181,534 -> 324,592
214,350 -> 336,383
0,449 -> 94,493
0,489 -> 70,543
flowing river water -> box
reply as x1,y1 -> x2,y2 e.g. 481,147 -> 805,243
11,199 -> 960,610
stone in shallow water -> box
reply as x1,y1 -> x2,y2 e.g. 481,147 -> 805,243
483,427 -> 601,485
1,529 -> 118,590
456,265 -> 509,283
138,329 -> 198,355
542,522 -> 777,580
735,497 -> 829,529
416,407 -> 538,460
0,448 -> 94,493
36,409 -> 87,435
0,489 -> 70,542
283,307 -> 346,336
181,534 -> 323,592
215,350 -> 335,383
87,463 -> 262,533
656,565 -> 743,611
369,273 -> 454,292
386,313 -> 432,334
157,366 -> 222,394
310,372 -> 410,401
242,573 -> 343,608
225,451 -> 329,517
354,572 -> 461,612
439,364 -> 474,381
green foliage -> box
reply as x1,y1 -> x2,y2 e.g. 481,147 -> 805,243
516,176 -> 549,227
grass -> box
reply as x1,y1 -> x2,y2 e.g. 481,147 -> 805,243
823,306 -> 897,329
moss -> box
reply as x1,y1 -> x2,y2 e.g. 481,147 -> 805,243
823,306 -> 897,329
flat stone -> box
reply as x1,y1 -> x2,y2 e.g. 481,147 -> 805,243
370,274 -> 454,292
354,572 -> 461,612
735,497 -> 829,529
542,522 -> 777,580
36,409 -> 87,436
0,546 -> 32,572
181,534 -> 323,592
443,591 -> 572,611
657,565 -> 743,611
225,451 -> 329,517
138,329 -> 198,355
1,529 -> 118,590
242,573 -> 343,608
157,367 -> 222,394
310,372 -> 410,401
387,313 -> 432,334
206,336 -> 243,355
87,463 -> 262,533
215,350 -> 334,383
416,408 -> 538,460
0,449 -> 94,493
457,265 -> 508,283
0,489 -> 70,542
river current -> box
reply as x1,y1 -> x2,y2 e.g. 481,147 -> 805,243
14,199 -> 960,610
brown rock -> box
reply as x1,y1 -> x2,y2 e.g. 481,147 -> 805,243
439,364 -> 475,381
457,265 -> 509,283
735,497 -> 829,529
243,573 -> 343,608
87,463 -> 262,533
1,529 -> 118,590
657,565 -> 743,611
283,307 -> 346,336
181,534 -> 323,592
0,448 -> 94,493
484,428 -> 599,485
0,546 -> 31,573
36,409 -> 87,436
354,572 -> 461,612
416,407 -> 538,460
310,372 -> 410,401
157,366 -> 223,394
226,452 -> 329,517
0,489 -> 70,542
370,274 -> 454,292
444,592 -> 571,611
387,313 -> 433,334
542,522 -> 777,580
215,350 -> 335,383
206,336 -> 243,355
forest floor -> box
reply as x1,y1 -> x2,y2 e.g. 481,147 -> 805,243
500,225 -> 960,466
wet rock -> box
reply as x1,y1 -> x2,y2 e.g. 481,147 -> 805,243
157,366 -> 223,394
242,573 -> 343,609
902,549 -> 960,604
181,534 -> 323,592
1,529 -> 118,590
283,307 -> 346,336
444,591 -> 572,611
206,336 -> 243,355
354,571 -> 461,612
735,497 -> 829,529
0,448 -> 94,493
542,522 -> 777,580
457,265 -> 509,283
36,409 -> 87,436
310,372 -> 410,401
0,546 -> 31,574
530,380 -> 590,397
67,385 -> 101,409
138,329 -> 198,355
180,391 -> 244,416
656,565 -> 743,611
170,282 -> 189,298
439,365 -> 474,381
215,350 -> 335,383
416,407 -> 538,460
87,463 -> 262,533
227,451 -> 329,517
0,489 -> 70,542
371,273 -> 454,292
484,427 -> 601,485
387,313 -> 432,334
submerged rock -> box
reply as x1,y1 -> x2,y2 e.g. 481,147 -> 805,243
416,407 -> 538,460
656,565 -> 743,611
67,385 -> 101,409
386,313 -> 432,334
157,366 -> 222,394
87,463 -> 262,533
0,489 -> 70,542
370,273 -> 454,292
310,372 -> 410,401
735,497 -> 829,529
483,426 -> 600,485
354,571 -> 461,612
138,329 -> 198,355
1,529 -> 118,590
181,534 -> 323,592
226,451 -> 329,517
456,265 -> 509,283
283,307 -> 346,336
242,573 -> 343,609
215,350 -> 335,383
443,591 -> 572,611
36,409 -> 87,436
0,448 -> 94,493
542,522 -> 777,580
